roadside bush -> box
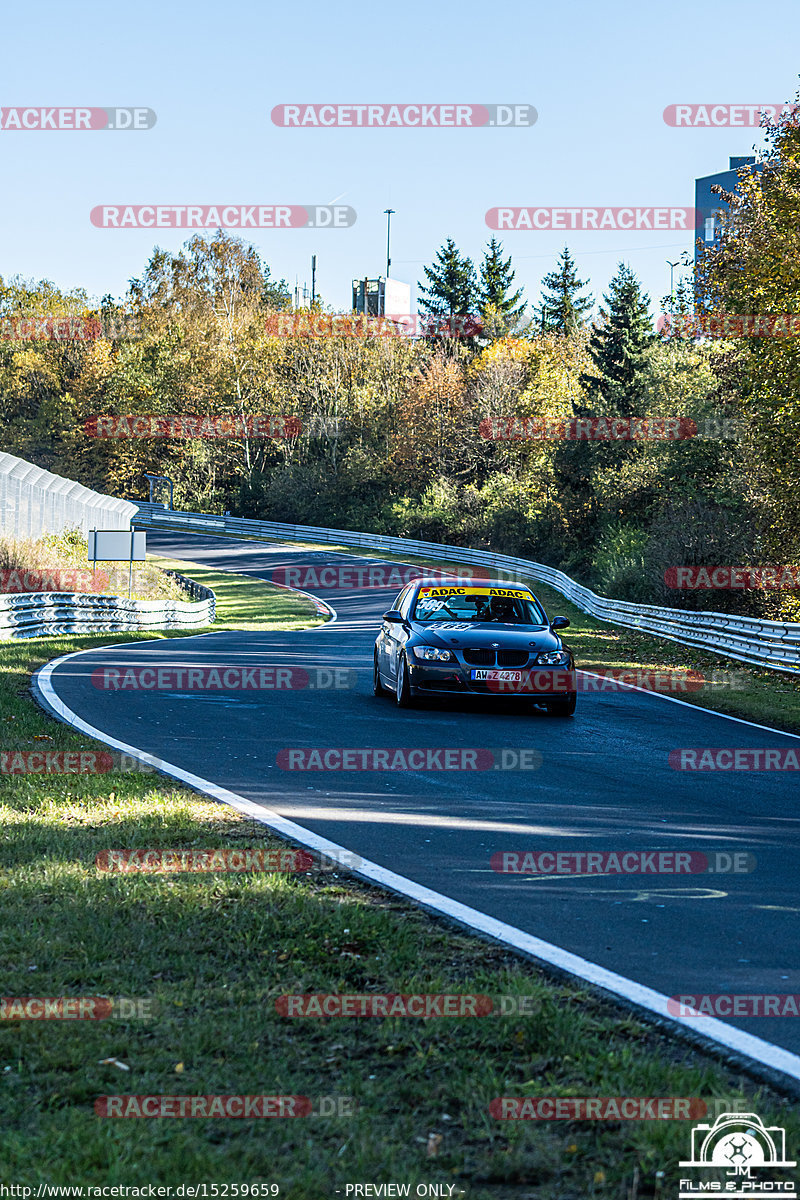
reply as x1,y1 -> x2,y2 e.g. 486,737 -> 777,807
0,530 -> 183,602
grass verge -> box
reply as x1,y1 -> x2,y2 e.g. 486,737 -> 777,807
0,546 -> 798,1195
145,554 -> 326,631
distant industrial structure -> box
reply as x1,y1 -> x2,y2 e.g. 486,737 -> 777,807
352,276 -> 411,318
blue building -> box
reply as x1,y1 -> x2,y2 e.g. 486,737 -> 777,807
694,156 -> 762,266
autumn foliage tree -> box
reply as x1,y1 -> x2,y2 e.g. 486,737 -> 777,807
696,100 -> 800,561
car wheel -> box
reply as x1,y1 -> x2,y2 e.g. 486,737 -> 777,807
373,650 -> 384,696
395,654 -> 413,708
546,692 -> 577,717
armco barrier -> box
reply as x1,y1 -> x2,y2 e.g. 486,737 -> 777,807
0,572 -> 215,640
0,451 -> 136,538
132,502 -> 800,675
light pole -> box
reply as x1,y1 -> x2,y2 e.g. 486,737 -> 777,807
384,209 -> 395,280
667,259 -> 680,312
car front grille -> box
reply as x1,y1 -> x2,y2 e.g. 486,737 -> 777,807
461,648 -> 530,667
462,648 -> 495,666
497,650 -> 529,668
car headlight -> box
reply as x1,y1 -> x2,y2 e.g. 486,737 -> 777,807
414,646 -> 454,662
535,650 -> 571,666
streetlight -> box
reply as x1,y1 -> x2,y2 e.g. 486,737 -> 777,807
384,209 -> 395,280
667,260 -> 681,311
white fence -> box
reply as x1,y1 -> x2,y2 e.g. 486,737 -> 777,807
0,451 -> 136,539
133,502 -> 800,675
0,456 -> 214,637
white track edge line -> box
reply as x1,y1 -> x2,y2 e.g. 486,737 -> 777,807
576,670 -> 800,740
33,647 -> 800,1091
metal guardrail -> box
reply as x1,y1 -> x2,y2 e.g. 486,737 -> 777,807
133,501 -> 800,675
0,572 -> 215,640
0,451 -> 137,538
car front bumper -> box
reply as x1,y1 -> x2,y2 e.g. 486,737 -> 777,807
406,661 -> 576,698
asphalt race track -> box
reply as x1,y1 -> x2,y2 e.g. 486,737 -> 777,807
37,532 -> 800,1070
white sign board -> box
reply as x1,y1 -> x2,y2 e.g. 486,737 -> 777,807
88,530 -> 147,562
384,277 -> 411,316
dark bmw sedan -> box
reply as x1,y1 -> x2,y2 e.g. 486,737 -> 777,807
373,578 -> 577,716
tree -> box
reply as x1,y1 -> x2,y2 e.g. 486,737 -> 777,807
581,262 -> 652,413
695,100 -> 800,563
535,246 -> 593,335
418,239 -> 478,322
478,238 -> 525,334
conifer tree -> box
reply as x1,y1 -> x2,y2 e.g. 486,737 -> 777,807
535,246 -> 593,335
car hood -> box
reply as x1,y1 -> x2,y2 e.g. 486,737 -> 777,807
415,623 -> 564,653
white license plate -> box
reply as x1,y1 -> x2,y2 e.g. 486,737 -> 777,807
470,669 -> 522,681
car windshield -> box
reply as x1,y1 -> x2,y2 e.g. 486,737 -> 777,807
412,586 -> 547,626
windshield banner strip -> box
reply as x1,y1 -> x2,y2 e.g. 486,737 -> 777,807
417,586 -> 532,598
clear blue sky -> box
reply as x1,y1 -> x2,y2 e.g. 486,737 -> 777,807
1,0 -> 797,320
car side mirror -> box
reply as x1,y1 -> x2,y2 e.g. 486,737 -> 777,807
383,610 -> 405,623
550,616 -> 570,630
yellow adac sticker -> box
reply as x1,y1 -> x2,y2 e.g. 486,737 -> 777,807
418,586 -> 531,598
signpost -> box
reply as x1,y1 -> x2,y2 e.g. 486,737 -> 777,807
88,529 -> 147,598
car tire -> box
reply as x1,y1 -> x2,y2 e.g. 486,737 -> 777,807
546,692 -> 577,717
373,650 -> 384,696
395,654 -> 413,708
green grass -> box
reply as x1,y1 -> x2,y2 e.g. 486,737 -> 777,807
146,555 -> 326,631
2,680 -> 799,1196
2,542 -> 799,1195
